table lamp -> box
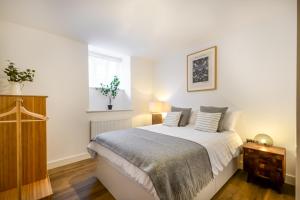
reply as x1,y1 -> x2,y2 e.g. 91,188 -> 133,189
254,133 -> 273,146
149,101 -> 169,124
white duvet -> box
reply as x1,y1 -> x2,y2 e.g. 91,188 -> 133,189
87,124 -> 243,200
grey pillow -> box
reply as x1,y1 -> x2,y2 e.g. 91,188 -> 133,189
171,106 -> 192,127
200,106 -> 228,132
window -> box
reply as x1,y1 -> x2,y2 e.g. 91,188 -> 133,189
88,46 -> 131,111
89,52 -> 122,88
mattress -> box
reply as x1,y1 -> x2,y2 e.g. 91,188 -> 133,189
87,124 -> 243,200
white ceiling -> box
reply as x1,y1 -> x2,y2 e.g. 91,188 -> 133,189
0,0 -> 282,58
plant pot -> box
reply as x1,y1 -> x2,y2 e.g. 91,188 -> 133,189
107,105 -> 113,110
9,82 -> 23,95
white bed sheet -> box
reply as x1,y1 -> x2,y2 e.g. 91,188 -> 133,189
87,124 -> 243,200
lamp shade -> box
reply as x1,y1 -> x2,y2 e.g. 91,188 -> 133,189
161,102 -> 171,112
254,133 -> 273,146
149,101 -> 162,113
149,101 -> 170,113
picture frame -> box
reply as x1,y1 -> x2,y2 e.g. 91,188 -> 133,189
187,46 -> 217,92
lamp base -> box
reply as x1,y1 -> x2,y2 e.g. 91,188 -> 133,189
152,113 -> 162,125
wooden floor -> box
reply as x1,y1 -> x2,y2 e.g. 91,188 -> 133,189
49,159 -> 295,200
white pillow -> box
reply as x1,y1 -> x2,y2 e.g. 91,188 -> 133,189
163,112 -> 182,127
194,111 -> 222,133
222,111 -> 240,131
189,110 -> 197,125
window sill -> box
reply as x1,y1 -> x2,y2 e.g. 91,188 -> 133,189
86,109 -> 133,113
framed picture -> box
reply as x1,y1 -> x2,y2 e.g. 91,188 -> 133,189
187,46 -> 217,92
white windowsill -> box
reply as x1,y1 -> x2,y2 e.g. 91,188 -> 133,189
86,109 -> 133,113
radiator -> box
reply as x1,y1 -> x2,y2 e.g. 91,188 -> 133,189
90,118 -> 132,140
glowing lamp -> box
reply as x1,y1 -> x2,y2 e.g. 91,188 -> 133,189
254,133 -> 273,146
149,101 -> 170,124
149,101 -> 162,113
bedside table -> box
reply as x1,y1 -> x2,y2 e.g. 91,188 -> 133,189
243,142 -> 286,192
152,113 -> 162,124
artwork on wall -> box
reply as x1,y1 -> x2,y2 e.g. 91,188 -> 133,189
187,46 -> 217,92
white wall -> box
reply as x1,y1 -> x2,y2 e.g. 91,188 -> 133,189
153,0 -> 297,182
130,57 -> 154,126
0,21 -> 90,168
0,21 -> 154,168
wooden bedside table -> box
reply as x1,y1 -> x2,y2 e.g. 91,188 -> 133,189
152,113 -> 162,124
243,142 -> 286,192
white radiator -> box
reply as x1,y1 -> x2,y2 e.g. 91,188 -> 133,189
90,118 -> 132,140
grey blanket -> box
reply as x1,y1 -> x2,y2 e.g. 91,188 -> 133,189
88,128 -> 213,200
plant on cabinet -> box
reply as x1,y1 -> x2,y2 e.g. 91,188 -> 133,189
2,61 -> 35,95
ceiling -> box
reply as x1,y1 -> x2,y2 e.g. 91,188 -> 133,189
0,0 -> 280,58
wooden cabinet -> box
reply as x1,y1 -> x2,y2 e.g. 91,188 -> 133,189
243,142 -> 286,192
0,95 -> 52,199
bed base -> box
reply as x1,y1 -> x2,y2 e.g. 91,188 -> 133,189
95,156 -> 238,200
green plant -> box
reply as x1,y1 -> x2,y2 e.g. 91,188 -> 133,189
97,76 -> 120,105
3,61 -> 35,83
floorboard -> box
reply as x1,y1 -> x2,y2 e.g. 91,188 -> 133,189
49,159 -> 295,200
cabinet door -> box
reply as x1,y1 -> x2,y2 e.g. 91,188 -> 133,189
0,96 -> 47,191
255,156 -> 273,178
243,148 -> 257,172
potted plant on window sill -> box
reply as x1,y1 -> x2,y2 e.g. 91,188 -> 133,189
97,76 -> 120,110
2,61 -> 35,95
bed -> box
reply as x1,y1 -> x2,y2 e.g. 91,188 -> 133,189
87,124 -> 243,200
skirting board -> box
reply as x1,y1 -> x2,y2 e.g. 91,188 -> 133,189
47,153 -> 91,170
285,174 -> 296,185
